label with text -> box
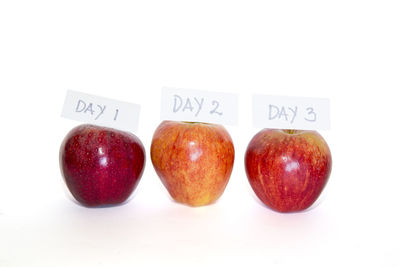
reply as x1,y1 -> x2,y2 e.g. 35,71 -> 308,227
160,87 -> 238,125
61,90 -> 140,132
253,94 -> 330,130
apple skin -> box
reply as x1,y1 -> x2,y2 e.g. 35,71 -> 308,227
150,121 -> 235,207
59,124 -> 145,207
245,129 -> 332,213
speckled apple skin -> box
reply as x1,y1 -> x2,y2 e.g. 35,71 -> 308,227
245,129 -> 332,213
150,121 -> 235,207
60,124 -> 145,207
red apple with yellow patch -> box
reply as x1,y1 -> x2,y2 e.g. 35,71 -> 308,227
245,129 -> 332,212
151,121 -> 235,206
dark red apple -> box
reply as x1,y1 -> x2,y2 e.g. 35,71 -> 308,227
245,129 -> 332,212
59,124 -> 145,207
150,121 -> 235,207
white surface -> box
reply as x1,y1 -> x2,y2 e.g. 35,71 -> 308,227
0,1 -> 399,266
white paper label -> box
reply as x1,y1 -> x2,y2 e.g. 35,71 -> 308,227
61,90 -> 140,132
253,94 -> 330,130
160,87 -> 238,125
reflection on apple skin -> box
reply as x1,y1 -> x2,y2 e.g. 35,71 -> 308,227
188,141 -> 203,162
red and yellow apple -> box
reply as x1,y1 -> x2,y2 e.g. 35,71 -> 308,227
245,129 -> 332,212
150,121 -> 235,206
59,124 -> 145,207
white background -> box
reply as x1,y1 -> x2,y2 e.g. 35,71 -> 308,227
1,1 -> 399,266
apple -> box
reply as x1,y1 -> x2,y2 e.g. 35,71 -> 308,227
150,121 -> 235,207
59,124 -> 145,207
245,129 -> 332,212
